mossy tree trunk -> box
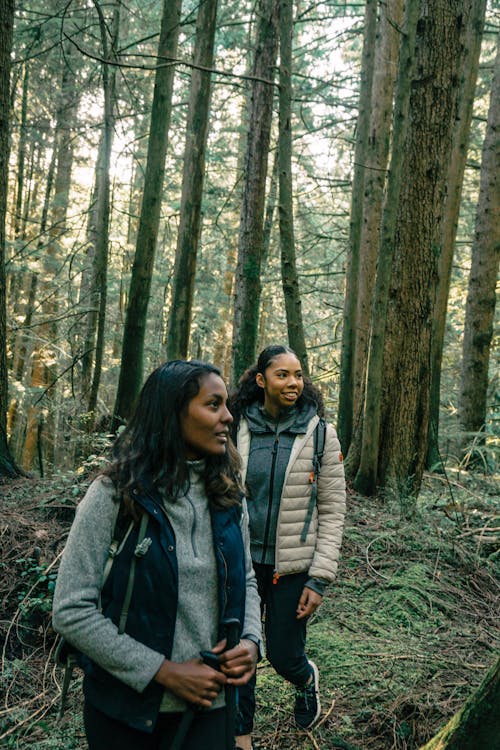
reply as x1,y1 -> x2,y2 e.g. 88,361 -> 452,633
87,0 -> 121,419
230,0 -> 279,386
419,656 -> 500,750
338,0 -> 377,453
345,0 -> 403,475
278,0 -> 309,376
9,131 -> 58,459
13,63 -> 29,240
459,35 -> 500,449
166,0 -> 219,360
113,0 -> 182,426
427,0 -> 487,469
22,43 -> 79,471
353,0 -> 420,495
0,0 -> 18,478
378,0 -> 474,498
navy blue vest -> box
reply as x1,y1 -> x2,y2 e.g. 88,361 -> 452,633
83,484 -> 246,732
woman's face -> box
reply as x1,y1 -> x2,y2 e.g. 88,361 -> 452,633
180,373 -> 233,460
256,352 -> 304,417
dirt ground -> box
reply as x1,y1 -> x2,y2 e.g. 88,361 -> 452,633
1,467 -> 498,749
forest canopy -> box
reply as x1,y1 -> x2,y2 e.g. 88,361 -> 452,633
1,0 -> 498,492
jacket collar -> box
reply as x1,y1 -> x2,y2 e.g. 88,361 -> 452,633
244,399 -> 317,434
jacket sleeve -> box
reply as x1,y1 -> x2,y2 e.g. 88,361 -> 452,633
52,478 -> 165,693
309,423 -> 346,581
240,498 -> 263,647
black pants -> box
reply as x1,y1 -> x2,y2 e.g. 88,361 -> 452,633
236,563 -> 311,735
84,700 -> 227,750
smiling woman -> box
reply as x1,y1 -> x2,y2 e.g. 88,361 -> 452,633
254,352 -> 305,416
52,360 -> 262,750
229,345 -> 346,750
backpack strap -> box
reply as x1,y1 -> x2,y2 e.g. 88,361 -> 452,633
57,496 -> 143,717
118,511 -> 149,634
55,639 -> 79,720
300,418 -> 326,543
98,505 -> 135,611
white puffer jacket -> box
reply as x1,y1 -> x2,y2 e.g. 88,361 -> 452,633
237,414 -> 346,581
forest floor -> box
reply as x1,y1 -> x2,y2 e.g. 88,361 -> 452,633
0,464 -> 498,750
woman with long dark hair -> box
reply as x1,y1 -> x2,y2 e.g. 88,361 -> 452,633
230,345 -> 346,749
53,360 -> 261,750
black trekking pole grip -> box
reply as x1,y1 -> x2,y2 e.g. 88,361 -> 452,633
221,617 -> 241,750
222,617 -> 240,651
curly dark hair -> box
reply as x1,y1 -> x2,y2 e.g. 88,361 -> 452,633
229,344 -> 325,432
103,360 -> 241,515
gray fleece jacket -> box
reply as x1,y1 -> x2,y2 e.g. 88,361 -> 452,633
52,462 -> 262,712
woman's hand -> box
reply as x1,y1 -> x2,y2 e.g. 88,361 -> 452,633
296,586 -> 323,620
215,638 -> 258,685
154,658 -> 227,708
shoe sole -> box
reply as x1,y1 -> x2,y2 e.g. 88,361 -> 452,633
296,659 -> 321,730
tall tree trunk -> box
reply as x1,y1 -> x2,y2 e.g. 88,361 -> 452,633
278,0 -> 309,375
79,134 -> 106,401
459,36 -> 500,446
257,147 -> 279,353
20,133 -> 40,239
374,0 -> 474,499
12,132 -> 57,388
13,63 -> 29,240
214,28 -> 257,379
87,0 -> 120,418
230,0 -> 279,386
8,64 -> 31,363
338,0 -> 377,452
22,45 -> 78,471
427,0 -> 487,469
113,0 -> 182,426
166,0 -> 219,360
353,0 -> 420,494
419,656 -> 500,750
0,0 -> 18,477
9,114 -> 59,457
345,0 -> 403,474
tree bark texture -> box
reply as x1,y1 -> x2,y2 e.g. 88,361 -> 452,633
215,81 -> 259,380
0,0 -> 17,477
88,0 -> 121,417
11,126 -> 57,397
348,0 -> 403,464
166,0 -> 219,360
338,0 -> 377,453
79,133 -> 106,401
230,0 -> 279,387
278,0 -> 309,375
22,45 -> 79,470
459,35 -> 500,436
419,656 -> 500,750
376,0 -> 474,497
113,0 -> 182,425
353,0 -> 420,494
13,64 -> 29,239
257,148 -> 279,353
427,0 -> 487,468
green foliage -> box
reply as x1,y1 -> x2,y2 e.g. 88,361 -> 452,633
250,472 -> 500,749
15,557 -> 57,616
1,466 -> 498,748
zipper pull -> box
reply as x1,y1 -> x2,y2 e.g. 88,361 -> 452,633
272,570 -> 280,585
309,470 -> 314,484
